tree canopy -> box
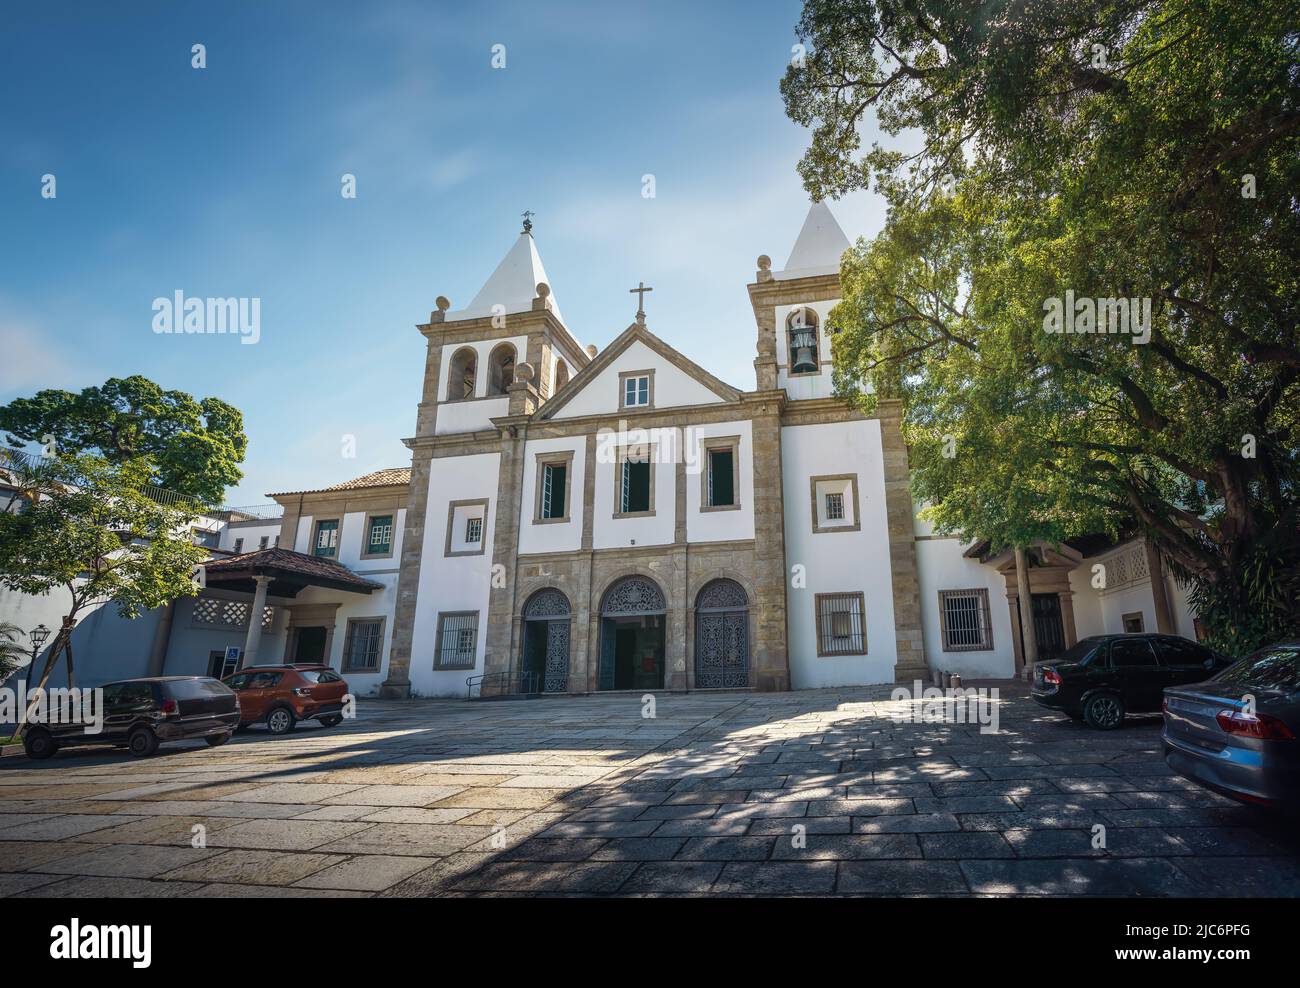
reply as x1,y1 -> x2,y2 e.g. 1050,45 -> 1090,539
783,0 -> 1299,652
0,375 -> 247,505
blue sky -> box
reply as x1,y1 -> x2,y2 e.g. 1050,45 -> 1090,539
1,0 -> 889,505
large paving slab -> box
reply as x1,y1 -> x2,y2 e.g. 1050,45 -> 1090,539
1,683 -> 1297,896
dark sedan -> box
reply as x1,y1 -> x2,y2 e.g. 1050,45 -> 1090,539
1031,634 -> 1232,729
22,676 -> 240,759
1163,640 -> 1300,811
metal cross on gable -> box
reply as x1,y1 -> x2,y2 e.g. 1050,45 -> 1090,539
629,281 -> 653,322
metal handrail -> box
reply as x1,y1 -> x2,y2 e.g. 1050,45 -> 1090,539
465,670 -> 540,699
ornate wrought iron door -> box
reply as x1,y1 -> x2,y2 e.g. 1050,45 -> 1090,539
694,579 -> 749,688
543,620 -> 569,693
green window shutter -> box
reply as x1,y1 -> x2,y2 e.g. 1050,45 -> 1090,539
367,515 -> 393,554
709,449 -> 734,506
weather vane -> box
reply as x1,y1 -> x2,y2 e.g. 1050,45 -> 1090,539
521,210 -> 535,234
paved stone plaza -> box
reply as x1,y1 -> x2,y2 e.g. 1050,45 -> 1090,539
1,682 -> 1297,897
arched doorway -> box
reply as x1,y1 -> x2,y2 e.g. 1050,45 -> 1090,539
520,589 -> 570,693
694,579 -> 749,688
598,576 -> 666,691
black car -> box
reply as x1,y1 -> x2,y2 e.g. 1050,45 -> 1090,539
22,676 -> 240,759
1031,634 -> 1231,729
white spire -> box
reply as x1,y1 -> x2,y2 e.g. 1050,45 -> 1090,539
776,201 -> 851,280
446,230 -> 566,326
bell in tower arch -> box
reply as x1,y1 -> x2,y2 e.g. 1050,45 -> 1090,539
787,306 -> 820,374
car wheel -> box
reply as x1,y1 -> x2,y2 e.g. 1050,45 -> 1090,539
205,732 -> 232,747
319,714 -> 343,728
266,707 -> 295,735
127,726 -> 160,757
1083,692 -> 1125,730
22,728 -> 58,760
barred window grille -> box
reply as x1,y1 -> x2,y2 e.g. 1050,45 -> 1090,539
344,618 -> 383,671
939,589 -> 993,651
435,612 -> 478,669
464,516 -> 482,543
816,592 -> 866,656
825,492 -> 844,520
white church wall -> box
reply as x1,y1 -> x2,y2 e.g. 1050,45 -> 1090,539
220,521 -> 280,552
518,436 -> 585,555
551,339 -> 725,419
776,299 -> 837,400
1068,566 -> 1106,640
438,335 -> 528,400
781,418 -> 898,688
915,536 -> 1016,679
409,451 -> 500,697
685,419 -> 755,543
592,425 -> 678,550
435,396 -> 509,435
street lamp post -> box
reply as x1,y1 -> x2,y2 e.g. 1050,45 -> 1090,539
28,623 -> 50,673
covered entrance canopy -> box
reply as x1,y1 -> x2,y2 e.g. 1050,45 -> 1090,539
200,547 -> 382,668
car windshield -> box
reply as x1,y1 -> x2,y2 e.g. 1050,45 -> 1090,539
1054,639 -> 1102,665
1213,645 -> 1300,691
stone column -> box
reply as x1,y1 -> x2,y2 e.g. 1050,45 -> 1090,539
878,400 -> 929,683
749,399 -> 790,690
241,575 -> 270,668
484,419 -> 529,693
382,444 -> 434,698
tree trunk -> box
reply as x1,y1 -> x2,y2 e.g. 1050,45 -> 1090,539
1015,546 -> 1039,678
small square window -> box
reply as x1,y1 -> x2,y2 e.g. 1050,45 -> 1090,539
810,475 -> 860,533
465,517 -> 483,543
825,492 -> 844,520
233,537 -> 244,553
343,618 -> 384,672
259,535 -> 270,549
940,589 -> 993,651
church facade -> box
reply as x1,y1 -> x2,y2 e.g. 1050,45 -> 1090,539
378,203 -> 931,698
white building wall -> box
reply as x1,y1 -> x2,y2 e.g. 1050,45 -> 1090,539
592,426 -> 678,550
914,535 -> 1016,679
409,452 -> 500,697
781,417 -> 897,687
685,420 -> 755,543
551,340 -> 724,419
219,521 -> 281,552
518,436 -> 585,555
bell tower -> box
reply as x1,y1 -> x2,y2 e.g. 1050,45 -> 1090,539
748,201 -> 851,401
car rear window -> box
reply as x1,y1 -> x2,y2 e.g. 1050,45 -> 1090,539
1213,645 -> 1300,691
1054,639 -> 1102,665
298,670 -> 341,684
164,679 -> 232,699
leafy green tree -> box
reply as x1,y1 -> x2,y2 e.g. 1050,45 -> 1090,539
0,455 -> 210,734
783,0 -> 1299,653
0,375 -> 247,504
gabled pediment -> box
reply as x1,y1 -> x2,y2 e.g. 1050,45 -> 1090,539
536,321 -> 741,421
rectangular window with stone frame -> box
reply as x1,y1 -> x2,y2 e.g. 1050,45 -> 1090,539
342,616 -> 385,672
815,591 -> 867,656
363,513 -> 394,558
534,450 -> 574,523
616,444 -> 655,516
312,518 -> 340,558
939,588 -> 994,651
434,611 -> 478,669
701,435 -> 741,511
619,369 -> 653,409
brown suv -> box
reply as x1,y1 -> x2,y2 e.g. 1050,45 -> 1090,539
222,665 -> 349,735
